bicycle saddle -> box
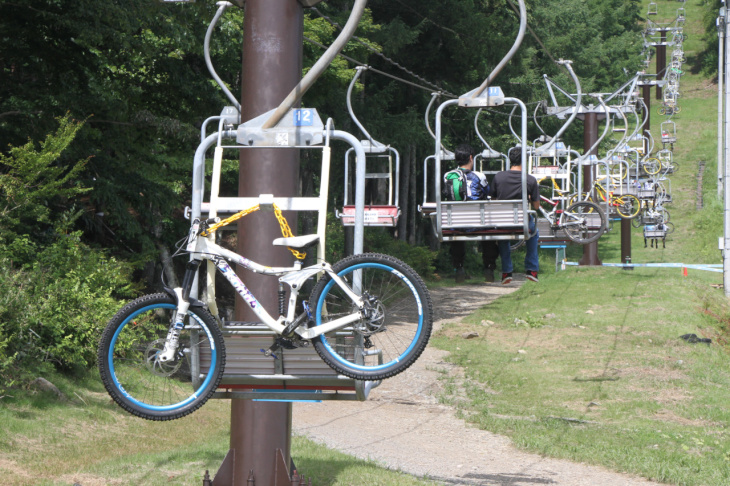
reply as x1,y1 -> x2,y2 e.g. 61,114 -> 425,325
272,234 -> 319,249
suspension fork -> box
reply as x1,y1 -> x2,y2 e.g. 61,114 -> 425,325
159,260 -> 201,362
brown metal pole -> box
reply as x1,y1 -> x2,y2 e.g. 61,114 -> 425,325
579,112 -> 602,266
642,84 -> 652,156
228,1 -> 303,485
578,112 -> 602,265
656,31 -> 667,100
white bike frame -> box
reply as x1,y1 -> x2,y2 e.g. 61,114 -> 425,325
184,224 -> 366,341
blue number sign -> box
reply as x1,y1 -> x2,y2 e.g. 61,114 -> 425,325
293,109 -> 314,127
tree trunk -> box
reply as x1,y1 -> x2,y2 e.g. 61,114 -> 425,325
156,243 -> 179,288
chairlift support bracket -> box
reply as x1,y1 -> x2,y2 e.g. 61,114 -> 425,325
458,86 -> 506,107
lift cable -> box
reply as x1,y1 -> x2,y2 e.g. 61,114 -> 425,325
303,35 -> 457,98
505,0 -> 561,66
310,6 -> 457,97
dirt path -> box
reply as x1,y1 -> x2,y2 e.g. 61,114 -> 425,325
293,280 -> 666,485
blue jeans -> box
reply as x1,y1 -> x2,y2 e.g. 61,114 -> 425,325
498,217 -> 539,274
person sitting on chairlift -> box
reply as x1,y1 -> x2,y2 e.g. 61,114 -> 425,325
488,146 -> 540,284
443,143 -> 499,283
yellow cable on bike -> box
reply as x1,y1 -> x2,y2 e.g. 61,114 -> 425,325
200,204 -> 306,260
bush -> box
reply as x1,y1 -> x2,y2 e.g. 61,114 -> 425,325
0,234 -> 137,393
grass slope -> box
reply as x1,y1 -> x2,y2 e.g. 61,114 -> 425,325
431,1 -> 730,485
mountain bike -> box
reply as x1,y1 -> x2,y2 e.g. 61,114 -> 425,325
98,204 -> 433,421
538,195 -> 606,244
571,179 -> 641,219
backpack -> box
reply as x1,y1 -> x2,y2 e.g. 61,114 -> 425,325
442,169 -> 468,201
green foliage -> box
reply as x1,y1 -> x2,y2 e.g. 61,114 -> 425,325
323,216 -> 436,277
0,118 -> 138,393
0,116 -> 89,262
363,228 -> 437,278
0,235 -> 137,393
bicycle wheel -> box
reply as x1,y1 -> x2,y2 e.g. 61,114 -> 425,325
674,105 -> 682,113
643,158 -> 662,175
632,215 -> 643,228
614,194 -> 641,219
610,164 -> 628,180
658,106 -> 666,116
561,202 -> 606,244
309,253 -> 433,381
569,192 -> 593,206
664,221 -> 675,235
98,293 -> 225,421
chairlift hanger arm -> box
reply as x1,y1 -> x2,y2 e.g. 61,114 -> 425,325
262,0 -> 367,129
606,103 -> 630,158
508,105 -> 521,144
346,66 -> 382,149
533,103 -> 548,137
474,109 -> 506,158
425,92 -> 452,156
538,60 -> 581,154
578,95 -> 612,163
205,2 -> 241,113
471,0 -> 527,99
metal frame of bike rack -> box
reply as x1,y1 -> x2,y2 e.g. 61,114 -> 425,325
188,110 -> 381,402
183,1 -> 380,404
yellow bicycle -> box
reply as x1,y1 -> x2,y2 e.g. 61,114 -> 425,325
571,179 -> 641,219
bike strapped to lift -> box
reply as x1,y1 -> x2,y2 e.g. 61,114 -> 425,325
97,0 -> 433,421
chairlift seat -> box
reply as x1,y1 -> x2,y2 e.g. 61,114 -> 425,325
199,326 -> 378,401
640,215 -> 661,225
438,200 -> 533,241
536,218 -> 569,243
337,205 -> 400,227
644,225 -> 668,239
638,188 -> 656,199
532,165 -> 567,178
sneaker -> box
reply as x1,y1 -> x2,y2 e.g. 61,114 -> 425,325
526,271 -> 539,282
455,267 -> 466,284
501,272 -> 513,285
484,268 -> 495,283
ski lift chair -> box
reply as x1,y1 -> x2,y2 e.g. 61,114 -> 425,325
337,67 -> 401,227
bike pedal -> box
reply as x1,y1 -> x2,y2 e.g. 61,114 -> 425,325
260,347 -> 279,359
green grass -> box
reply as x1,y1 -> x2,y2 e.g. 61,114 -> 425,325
0,371 -> 435,485
429,1 -> 730,484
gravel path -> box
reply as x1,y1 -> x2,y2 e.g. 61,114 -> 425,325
293,280 -> 666,485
